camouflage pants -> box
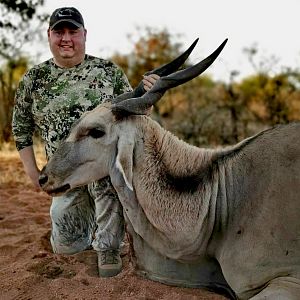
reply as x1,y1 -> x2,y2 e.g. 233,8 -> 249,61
50,177 -> 124,254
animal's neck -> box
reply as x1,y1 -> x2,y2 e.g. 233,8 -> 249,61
140,119 -> 215,179
133,119 -> 220,258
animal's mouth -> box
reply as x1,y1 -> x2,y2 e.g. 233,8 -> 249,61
46,184 -> 71,196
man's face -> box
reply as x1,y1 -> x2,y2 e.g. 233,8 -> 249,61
48,23 -> 87,67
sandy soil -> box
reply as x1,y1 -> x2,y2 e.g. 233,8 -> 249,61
0,154 -> 227,300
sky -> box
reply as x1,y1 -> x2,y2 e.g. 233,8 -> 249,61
34,0 -> 300,82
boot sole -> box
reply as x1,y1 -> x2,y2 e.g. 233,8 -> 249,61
99,266 -> 122,278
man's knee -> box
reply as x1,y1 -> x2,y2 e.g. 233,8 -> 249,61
50,231 -> 92,254
50,187 -> 95,254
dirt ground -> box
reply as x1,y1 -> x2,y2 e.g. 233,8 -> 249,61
0,150 -> 227,300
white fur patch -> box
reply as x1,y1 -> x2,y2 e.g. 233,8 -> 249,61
115,154 -> 133,191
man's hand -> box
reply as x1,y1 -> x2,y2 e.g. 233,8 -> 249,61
19,146 -> 41,190
142,74 -> 160,92
27,167 -> 41,189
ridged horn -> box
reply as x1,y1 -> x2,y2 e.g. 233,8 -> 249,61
111,38 -> 199,104
111,38 -> 228,117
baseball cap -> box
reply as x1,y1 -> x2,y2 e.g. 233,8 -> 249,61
49,7 -> 85,30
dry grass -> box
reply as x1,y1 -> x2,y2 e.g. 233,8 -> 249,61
0,142 -> 47,188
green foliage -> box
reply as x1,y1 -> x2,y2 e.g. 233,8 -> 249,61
239,73 -> 298,125
0,19 -> 299,147
0,0 -> 48,144
112,28 -> 300,146
0,0 -> 48,59
112,26 -> 183,87
0,57 -> 28,143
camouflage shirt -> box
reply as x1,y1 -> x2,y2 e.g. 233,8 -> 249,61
12,55 -> 132,158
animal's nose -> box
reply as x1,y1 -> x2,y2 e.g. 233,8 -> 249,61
39,174 -> 48,186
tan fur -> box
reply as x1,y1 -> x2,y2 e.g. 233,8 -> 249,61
42,106 -> 300,299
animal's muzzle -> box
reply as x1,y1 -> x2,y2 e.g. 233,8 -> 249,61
39,171 -> 71,195
39,173 -> 48,187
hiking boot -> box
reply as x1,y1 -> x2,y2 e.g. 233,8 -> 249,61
97,249 -> 122,278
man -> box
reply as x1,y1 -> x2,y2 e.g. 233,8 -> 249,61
12,7 -> 158,277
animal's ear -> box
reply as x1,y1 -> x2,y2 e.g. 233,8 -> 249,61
115,135 -> 134,191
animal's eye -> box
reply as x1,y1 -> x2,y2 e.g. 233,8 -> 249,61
88,128 -> 105,139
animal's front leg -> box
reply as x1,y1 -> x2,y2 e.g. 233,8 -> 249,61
248,276 -> 300,300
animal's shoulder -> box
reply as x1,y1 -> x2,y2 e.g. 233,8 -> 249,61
217,122 -> 300,163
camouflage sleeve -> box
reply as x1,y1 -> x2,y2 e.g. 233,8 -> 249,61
12,71 -> 35,151
112,64 -> 132,97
